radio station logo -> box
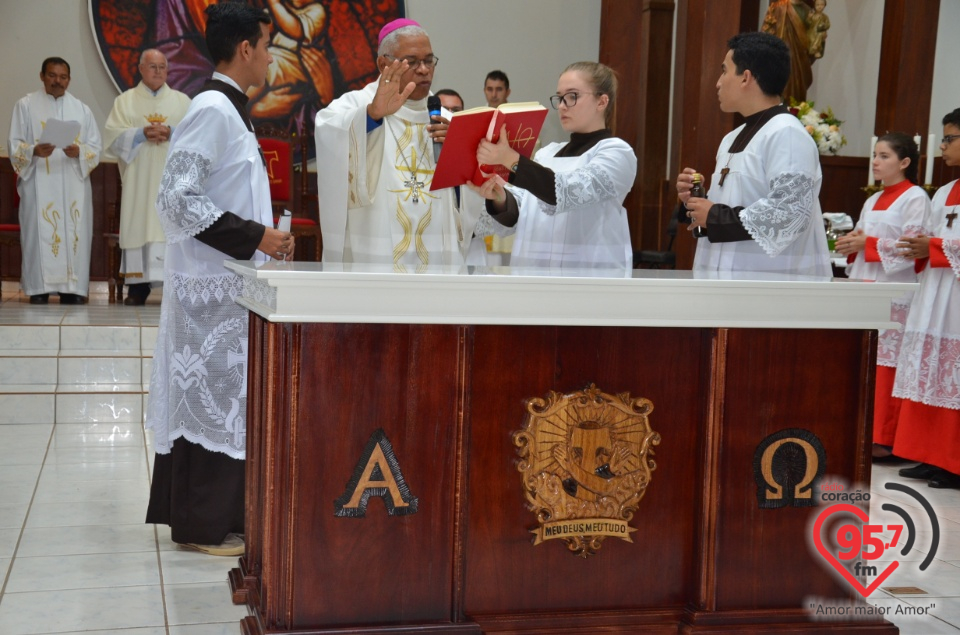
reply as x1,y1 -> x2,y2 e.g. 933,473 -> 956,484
809,480 -> 939,599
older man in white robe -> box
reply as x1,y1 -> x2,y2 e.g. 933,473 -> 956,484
315,18 -> 477,267
103,49 -> 191,305
8,57 -> 101,303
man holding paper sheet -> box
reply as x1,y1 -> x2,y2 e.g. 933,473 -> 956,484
314,18 -> 478,266
8,57 -> 101,304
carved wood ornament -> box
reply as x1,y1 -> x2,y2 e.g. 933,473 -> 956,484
514,384 -> 661,557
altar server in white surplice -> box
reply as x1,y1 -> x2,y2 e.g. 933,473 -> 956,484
145,3 -> 294,557
314,18 -> 476,266
103,49 -> 191,305
836,133 -> 931,458
8,57 -> 101,304
469,61 -> 635,269
677,32 -> 830,277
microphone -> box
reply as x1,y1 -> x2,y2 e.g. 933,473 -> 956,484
427,95 -> 442,163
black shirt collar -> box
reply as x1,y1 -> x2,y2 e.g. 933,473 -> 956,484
556,128 -> 613,158
729,104 -> 790,153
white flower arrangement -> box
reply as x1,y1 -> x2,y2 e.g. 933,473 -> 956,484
789,99 -> 847,155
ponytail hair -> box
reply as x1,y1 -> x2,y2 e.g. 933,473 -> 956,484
563,61 -> 618,134
877,132 -> 920,185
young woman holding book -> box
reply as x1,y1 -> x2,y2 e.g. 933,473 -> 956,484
834,132 -> 932,461
469,61 -> 636,269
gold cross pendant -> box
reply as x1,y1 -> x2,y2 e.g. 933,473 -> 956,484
719,167 -> 730,187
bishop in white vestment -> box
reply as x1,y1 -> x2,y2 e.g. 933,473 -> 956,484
314,19 -> 476,267
8,58 -> 101,301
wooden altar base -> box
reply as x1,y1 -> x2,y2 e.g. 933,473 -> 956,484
229,316 -> 897,635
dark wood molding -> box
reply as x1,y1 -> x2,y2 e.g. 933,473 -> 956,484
600,0 -> 675,252
874,0 -> 941,137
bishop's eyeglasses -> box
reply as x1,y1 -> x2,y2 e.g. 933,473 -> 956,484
550,91 -> 603,109
382,54 -> 439,70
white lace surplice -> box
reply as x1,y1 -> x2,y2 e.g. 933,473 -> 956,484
847,185 -> 932,366
694,115 -> 830,276
147,86 -> 271,459
477,137 -> 636,269
894,180 -> 960,410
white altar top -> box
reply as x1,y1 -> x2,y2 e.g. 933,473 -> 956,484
224,261 -> 915,329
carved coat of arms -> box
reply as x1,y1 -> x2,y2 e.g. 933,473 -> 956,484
513,384 -> 661,557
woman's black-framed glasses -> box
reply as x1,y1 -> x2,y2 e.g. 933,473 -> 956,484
550,91 -> 602,109
382,54 -> 439,70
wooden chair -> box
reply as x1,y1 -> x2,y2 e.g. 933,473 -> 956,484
0,171 -> 21,283
255,124 -> 321,261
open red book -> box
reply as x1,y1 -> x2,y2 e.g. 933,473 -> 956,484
430,102 -> 548,190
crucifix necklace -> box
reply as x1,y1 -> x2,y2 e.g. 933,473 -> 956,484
948,206 -> 958,229
387,121 -> 432,203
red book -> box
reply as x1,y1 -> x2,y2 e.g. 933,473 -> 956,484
430,102 -> 547,190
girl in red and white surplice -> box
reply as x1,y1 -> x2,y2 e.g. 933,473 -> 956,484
836,132 -> 932,461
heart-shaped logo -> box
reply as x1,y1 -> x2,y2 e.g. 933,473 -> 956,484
813,503 -> 899,597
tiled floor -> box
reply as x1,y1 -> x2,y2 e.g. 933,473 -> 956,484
1,286 -> 960,634
0,287 -> 247,635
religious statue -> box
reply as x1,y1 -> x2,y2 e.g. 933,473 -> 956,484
807,0 -> 831,60
761,0 -> 831,104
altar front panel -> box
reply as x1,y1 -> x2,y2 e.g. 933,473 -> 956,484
462,325 -> 702,615
289,323 -> 465,627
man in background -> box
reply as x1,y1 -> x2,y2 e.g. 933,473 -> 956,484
484,70 -> 510,108
8,57 -> 101,304
435,88 -> 463,113
103,49 -> 191,305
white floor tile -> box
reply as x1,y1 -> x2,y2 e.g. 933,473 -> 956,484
169,623 -> 244,635
55,393 -> 143,424
16,524 -> 157,557
47,629 -> 167,635
38,463 -> 149,488
0,357 -> 57,385
60,325 -> 141,351
163,581 -> 248,626
0,445 -> 47,466
0,585 -> 166,634
58,356 -> 142,385
0,394 -> 55,424
0,463 -> 42,484
26,500 -> 147,528
33,477 -> 149,504
6,551 -> 161,592
0,503 -> 31,529
44,445 -> 148,465
0,325 -> 60,351
159,549 -> 239,585
51,422 -> 144,448
0,527 -> 20,558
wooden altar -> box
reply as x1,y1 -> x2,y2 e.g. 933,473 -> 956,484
225,263 -> 913,635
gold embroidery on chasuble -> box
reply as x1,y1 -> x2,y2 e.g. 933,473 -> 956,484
70,202 -> 81,256
42,203 -> 62,257
12,142 -> 31,172
388,122 -> 437,266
